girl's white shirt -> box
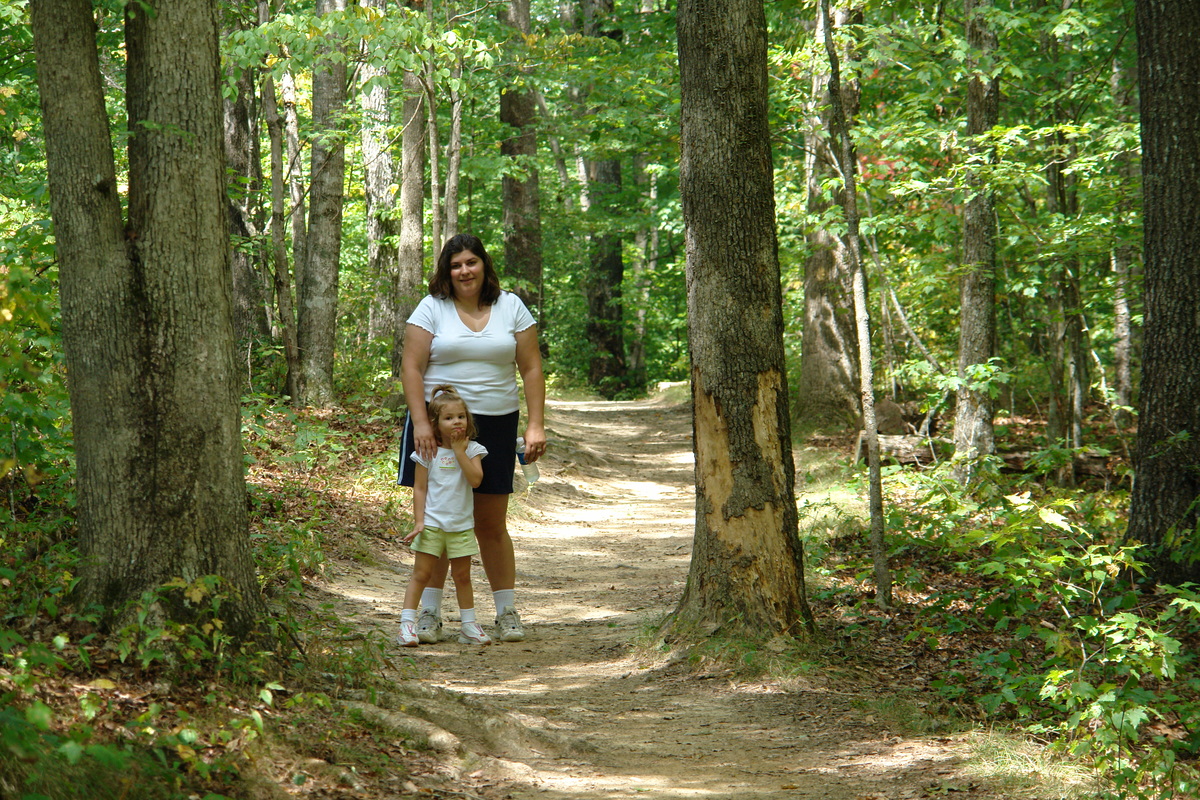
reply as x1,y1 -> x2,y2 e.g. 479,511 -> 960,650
411,441 -> 489,532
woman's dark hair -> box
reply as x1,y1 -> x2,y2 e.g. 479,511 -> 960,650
428,234 -> 502,306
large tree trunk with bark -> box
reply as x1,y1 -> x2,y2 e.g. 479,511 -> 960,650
298,0 -> 348,406
674,0 -> 814,637
1127,0 -> 1200,584
31,0 -> 265,639
952,0 -> 1000,483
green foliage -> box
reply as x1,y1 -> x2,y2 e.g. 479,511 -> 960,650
891,471 -> 1200,798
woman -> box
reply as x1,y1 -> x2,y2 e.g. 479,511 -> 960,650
399,234 -> 546,643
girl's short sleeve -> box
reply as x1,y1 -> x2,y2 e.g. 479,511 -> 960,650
410,451 -> 430,468
467,441 -> 489,460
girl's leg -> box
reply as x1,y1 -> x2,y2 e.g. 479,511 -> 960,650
403,552 -> 438,610
448,555 -> 475,612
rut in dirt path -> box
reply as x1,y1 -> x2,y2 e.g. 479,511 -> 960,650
327,397 -> 996,800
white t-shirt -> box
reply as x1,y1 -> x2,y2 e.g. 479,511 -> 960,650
407,292 -> 536,416
411,441 -> 488,532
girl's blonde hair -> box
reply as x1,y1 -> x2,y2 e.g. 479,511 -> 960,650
427,384 -> 477,445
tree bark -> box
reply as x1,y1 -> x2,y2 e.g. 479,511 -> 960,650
261,0 -> 302,401
795,5 -> 859,428
223,22 -> 271,349
500,0 -> 544,319
675,0 -> 814,637
952,0 -> 999,483
359,0 -> 401,343
1127,0 -> 1200,584
578,0 -> 628,398
820,0 -> 890,609
395,67 -> 427,377
31,0 -> 265,638
298,0 -> 348,406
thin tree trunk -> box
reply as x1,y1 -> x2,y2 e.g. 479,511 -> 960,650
282,67 -> 307,297
260,0 -> 302,400
820,0 -> 890,609
952,0 -> 999,484
359,0 -> 400,342
795,4 -> 859,428
395,67 -> 427,377
224,29 -> 271,348
297,0 -> 348,406
501,0 -> 543,317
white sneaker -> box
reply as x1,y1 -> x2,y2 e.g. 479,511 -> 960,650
416,608 -> 442,643
457,621 -> 492,645
495,605 -> 525,642
397,620 -> 419,647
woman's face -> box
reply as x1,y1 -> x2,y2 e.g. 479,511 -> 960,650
448,249 -> 483,301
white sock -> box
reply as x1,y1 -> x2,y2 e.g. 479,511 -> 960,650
493,589 -> 516,614
460,608 -> 477,625
420,588 -> 443,612
401,608 -> 418,623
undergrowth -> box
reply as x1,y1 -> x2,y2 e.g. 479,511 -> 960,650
805,454 -> 1200,800
0,399 -> 420,800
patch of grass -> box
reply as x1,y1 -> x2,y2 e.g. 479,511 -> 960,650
962,730 -> 1100,799
853,694 -> 971,736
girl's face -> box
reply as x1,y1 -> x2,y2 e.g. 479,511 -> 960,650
448,249 -> 483,301
435,401 -> 469,444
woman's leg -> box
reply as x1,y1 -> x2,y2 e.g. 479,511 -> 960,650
473,493 -> 514,591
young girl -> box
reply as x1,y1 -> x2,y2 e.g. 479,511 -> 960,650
399,385 -> 491,646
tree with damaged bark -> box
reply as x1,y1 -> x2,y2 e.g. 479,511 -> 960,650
674,0 -> 814,636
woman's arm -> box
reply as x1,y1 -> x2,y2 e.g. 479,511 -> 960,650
515,325 -> 547,462
401,324 -> 437,460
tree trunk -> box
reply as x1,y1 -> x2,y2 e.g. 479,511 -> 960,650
820,0 -> 890,609
577,0 -> 628,397
298,0 -> 348,407
223,30 -> 271,349
359,0 -> 401,343
501,0 -> 544,319
1127,0 -> 1200,584
31,0 -> 265,638
952,0 -> 999,483
260,0 -> 302,401
282,68 -> 307,297
795,5 -> 858,428
395,67 -> 427,377
1110,58 -> 1137,429
675,0 -> 814,637
443,54 -> 463,240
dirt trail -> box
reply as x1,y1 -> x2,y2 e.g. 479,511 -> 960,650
329,396 -> 990,800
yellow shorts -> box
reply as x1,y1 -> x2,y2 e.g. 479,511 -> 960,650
411,526 -> 478,559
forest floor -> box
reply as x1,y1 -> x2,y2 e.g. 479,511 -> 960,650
307,392 -> 1095,800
